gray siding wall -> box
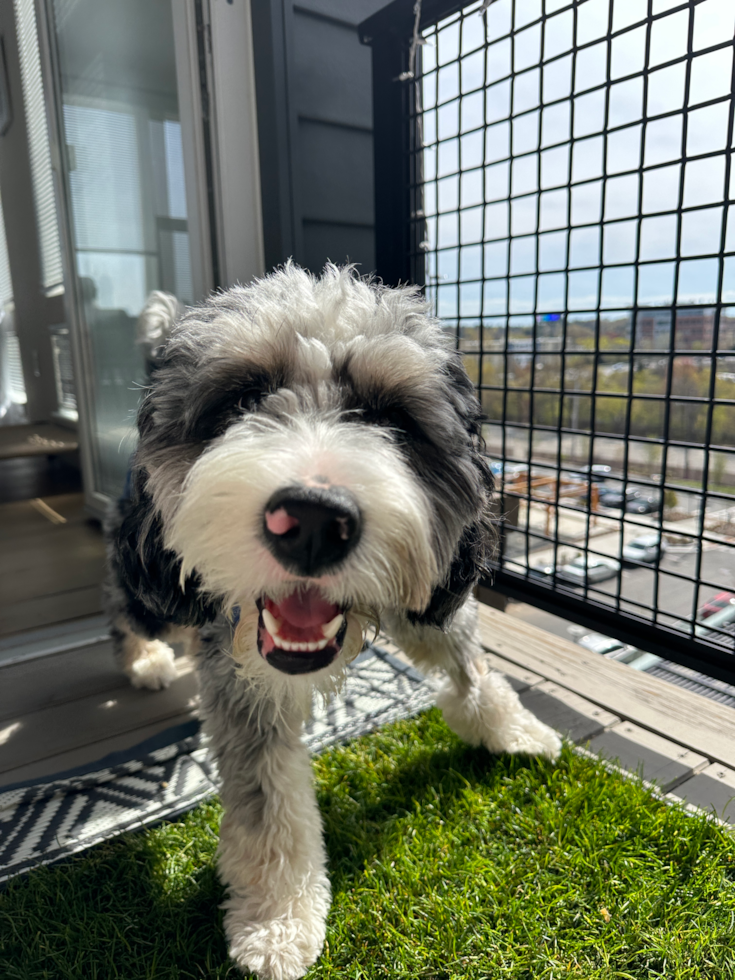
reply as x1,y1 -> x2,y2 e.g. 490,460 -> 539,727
252,0 -> 386,276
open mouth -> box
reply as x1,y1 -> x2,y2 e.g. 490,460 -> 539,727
256,585 -> 348,675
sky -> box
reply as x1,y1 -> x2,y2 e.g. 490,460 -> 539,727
420,0 -> 735,317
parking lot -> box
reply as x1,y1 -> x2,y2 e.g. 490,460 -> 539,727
583,542 -> 735,623
499,468 -> 735,630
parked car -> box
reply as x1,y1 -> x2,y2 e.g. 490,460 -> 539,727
597,484 -> 661,513
567,464 -> 611,484
528,562 -> 555,580
596,484 -> 631,507
664,603 -> 735,650
576,632 -> 636,657
622,532 -> 666,564
626,489 -> 662,514
556,555 -> 621,585
695,601 -> 735,641
698,591 -> 735,620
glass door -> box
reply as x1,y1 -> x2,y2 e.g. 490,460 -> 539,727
39,0 -> 212,510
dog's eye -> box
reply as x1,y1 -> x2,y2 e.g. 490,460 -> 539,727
237,372 -> 278,412
381,406 -> 413,430
191,375 -> 274,441
370,404 -> 424,442
238,387 -> 265,411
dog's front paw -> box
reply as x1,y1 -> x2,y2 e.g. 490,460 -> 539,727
438,674 -> 562,762
224,879 -> 330,980
491,710 -> 562,761
227,916 -> 323,980
128,640 -> 178,690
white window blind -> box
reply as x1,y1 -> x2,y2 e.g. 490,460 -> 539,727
14,0 -> 64,294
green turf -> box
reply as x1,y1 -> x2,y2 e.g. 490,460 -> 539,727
2,709 -> 735,979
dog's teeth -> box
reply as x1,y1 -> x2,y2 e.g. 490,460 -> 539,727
262,629 -> 332,653
262,608 -> 282,638
322,614 -> 344,640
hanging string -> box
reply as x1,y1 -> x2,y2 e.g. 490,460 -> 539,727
397,0 -> 425,81
397,0 -> 502,83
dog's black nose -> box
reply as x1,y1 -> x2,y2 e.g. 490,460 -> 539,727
263,485 -> 362,576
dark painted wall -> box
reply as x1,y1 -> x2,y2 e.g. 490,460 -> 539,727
251,0 -> 386,276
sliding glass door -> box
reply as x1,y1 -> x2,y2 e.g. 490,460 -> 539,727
40,0 -> 211,509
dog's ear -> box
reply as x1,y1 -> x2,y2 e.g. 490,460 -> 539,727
407,353 -> 495,630
109,469 -> 219,633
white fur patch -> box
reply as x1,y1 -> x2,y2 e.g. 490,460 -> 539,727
128,640 -> 178,690
162,409 -> 438,619
218,729 -> 330,980
224,875 -> 331,980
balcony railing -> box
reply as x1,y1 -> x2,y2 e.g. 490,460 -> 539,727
361,0 -> 735,684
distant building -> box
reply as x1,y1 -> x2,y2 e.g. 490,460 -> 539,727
636,307 -> 715,350
635,309 -> 673,348
673,308 -> 715,350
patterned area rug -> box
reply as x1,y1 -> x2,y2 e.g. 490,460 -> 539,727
0,646 -> 436,884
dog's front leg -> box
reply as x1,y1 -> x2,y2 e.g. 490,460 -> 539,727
384,597 -> 561,760
213,702 -> 330,980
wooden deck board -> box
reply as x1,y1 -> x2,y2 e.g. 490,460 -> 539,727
520,681 -> 620,744
0,512 -> 104,602
0,661 -> 199,777
0,712 -> 198,788
0,493 -> 90,542
0,639 -> 127,723
672,763 -> 735,823
0,493 -> 105,636
587,722 -> 708,792
477,603 -> 735,770
0,586 -> 103,635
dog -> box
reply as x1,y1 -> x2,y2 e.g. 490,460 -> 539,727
105,264 -> 561,980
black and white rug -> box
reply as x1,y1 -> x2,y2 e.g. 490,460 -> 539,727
0,646 -> 436,885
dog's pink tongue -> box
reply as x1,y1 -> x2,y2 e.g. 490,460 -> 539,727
266,587 -> 339,629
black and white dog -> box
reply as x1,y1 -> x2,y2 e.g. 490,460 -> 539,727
106,264 -> 560,980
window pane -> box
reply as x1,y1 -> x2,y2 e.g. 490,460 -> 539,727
51,0 -> 194,497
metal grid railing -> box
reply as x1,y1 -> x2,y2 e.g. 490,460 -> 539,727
361,0 -> 735,684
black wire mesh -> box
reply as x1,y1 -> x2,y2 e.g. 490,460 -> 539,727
388,0 -> 735,679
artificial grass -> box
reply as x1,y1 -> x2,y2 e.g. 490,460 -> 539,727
1,709 -> 734,979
